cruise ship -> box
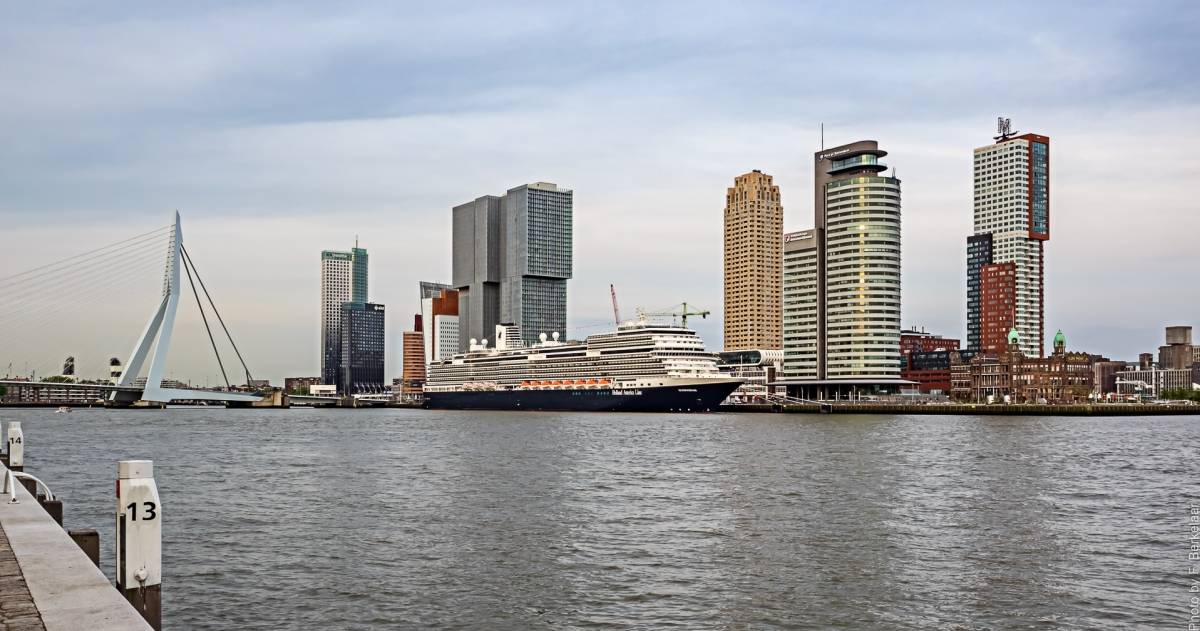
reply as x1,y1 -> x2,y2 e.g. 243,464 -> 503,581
423,321 -> 742,412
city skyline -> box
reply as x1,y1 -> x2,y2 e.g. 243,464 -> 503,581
1,2 -> 1197,384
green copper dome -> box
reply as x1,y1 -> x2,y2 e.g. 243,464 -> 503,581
1007,327 -> 1020,345
1053,329 -> 1066,346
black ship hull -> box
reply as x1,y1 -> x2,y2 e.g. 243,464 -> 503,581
424,380 -> 741,412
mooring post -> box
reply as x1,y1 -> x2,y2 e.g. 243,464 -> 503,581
69,528 -> 102,568
116,459 -> 161,630
7,421 -> 23,472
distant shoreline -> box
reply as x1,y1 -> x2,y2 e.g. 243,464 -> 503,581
719,403 -> 1200,416
2,401 -> 1198,416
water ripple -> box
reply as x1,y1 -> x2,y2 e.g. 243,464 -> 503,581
6,408 -> 1197,629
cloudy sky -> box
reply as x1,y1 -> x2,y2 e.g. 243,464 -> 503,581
1,1 -> 1197,384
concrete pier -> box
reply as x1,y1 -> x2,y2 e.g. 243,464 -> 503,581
0,463 -> 151,631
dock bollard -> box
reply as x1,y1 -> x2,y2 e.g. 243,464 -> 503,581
69,529 -> 101,568
6,421 -> 23,472
116,460 -> 161,630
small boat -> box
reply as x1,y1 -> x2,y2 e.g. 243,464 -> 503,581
55,406 -> 71,414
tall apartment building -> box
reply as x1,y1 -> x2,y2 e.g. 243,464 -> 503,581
967,119 -> 1049,357
419,281 -> 459,364
782,230 -> 820,378
723,170 -> 783,351
340,302 -> 385,394
321,245 -> 369,389
452,182 -> 572,349
780,140 -> 903,398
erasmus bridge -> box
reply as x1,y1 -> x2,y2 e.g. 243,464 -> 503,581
0,213 -> 284,405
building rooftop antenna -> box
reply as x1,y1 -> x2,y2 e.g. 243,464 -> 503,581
820,122 -> 825,150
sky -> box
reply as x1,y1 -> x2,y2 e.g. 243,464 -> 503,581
1,1 -> 1198,385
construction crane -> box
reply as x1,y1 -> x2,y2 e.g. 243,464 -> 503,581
610,284 -> 621,327
636,302 -> 711,328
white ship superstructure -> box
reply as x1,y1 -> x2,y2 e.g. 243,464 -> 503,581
425,321 -> 732,392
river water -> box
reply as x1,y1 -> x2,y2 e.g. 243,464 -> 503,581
4,408 -> 1197,629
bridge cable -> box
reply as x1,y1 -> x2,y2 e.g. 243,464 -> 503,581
180,245 -> 254,385
180,249 -> 230,389
0,225 -> 171,287
0,231 -> 172,297
0,245 -> 169,327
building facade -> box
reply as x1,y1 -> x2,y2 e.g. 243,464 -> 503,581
967,123 -> 1050,357
953,329 -> 1093,403
899,329 -> 961,394
716,349 -> 784,402
780,140 -> 903,398
782,229 -> 820,378
1115,366 -> 1200,399
321,246 -> 368,389
283,376 -> 321,394
453,182 -> 572,350
419,282 -> 460,364
723,170 -> 783,351
965,233 -> 994,351
900,328 -> 961,356
339,302 -> 385,394
979,262 -> 1017,352
1158,325 -> 1195,369
400,320 -> 426,397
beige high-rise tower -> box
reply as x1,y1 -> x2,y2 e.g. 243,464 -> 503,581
723,169 -> 783,351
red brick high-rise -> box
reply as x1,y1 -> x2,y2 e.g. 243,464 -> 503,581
980,262 -> 1017,353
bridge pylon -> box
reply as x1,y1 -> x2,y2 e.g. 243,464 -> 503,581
110,212 -> 261,405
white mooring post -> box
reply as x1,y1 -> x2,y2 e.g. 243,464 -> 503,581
7,421 -> 24,471
116,459 -> 161,630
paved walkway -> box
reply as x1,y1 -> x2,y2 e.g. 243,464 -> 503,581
0,520 -> 47,631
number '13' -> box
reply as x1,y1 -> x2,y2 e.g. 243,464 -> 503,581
126,502 -> 157,521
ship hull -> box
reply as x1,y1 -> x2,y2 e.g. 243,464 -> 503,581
424,380 -> 741,413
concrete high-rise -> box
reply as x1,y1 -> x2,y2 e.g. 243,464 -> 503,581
321,245 -> 368,389
781,140 -> 903,397
723,170 -> 783,351
452,182 -> 572,350
967,120 -> 1049,357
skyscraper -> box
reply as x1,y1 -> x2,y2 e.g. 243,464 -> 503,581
723,170 -> 783,351
351,244 -> 368,305
340,302 -> 385,394
782,229 -> 820,377
321,245 -> 368,389
968,119 -> 1049,357
781,140 -> 903,398
452,182 -> 572,349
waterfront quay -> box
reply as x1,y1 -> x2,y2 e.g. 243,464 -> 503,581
722,402 -> 1200,416
1,422 -> 154,631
